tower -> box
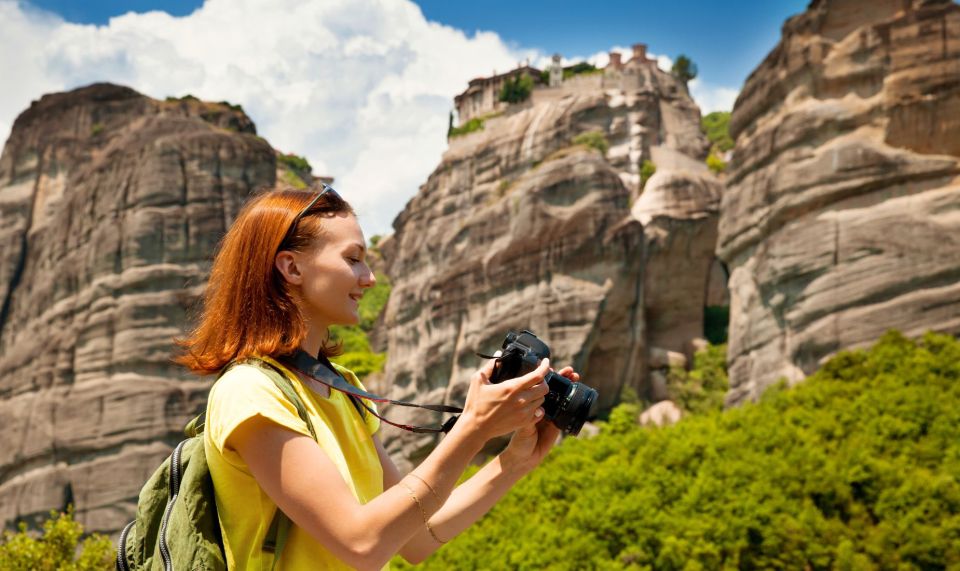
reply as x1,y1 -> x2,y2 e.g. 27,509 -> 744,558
549,54 -> 563,87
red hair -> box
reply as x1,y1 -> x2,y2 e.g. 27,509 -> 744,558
176,186 -> 354,375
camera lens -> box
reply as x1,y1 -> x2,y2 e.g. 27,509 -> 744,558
543,371 -> 598,436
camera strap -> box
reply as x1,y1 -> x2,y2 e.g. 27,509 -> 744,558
279,349 -> 464,434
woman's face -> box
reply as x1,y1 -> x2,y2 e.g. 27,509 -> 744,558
287,213 -> 376,329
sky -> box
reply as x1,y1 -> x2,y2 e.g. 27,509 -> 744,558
3,0 -> 810,235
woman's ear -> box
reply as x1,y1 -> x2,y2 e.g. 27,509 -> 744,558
275,251 -> 303,285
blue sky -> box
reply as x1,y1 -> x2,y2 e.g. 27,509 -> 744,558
27,0 -> 808,92
5,0 -> 811,234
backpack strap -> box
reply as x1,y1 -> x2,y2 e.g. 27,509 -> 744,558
226,358 -> 318,569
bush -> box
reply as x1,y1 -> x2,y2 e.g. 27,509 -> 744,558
572,131 -> 609,155
449,117 -> 485,138
410,331 -> 960,569
706,153 -> 727,174
640,160 -> 656,189
0,509 -> 113,571
277,153 -> 312,175
498,74 -> 534,104
701,111 -> 733,152
667,343 -> 728,415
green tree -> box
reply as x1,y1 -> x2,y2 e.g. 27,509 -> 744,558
671,54 -> 698,85
0,509 -> 113,571
498,74 -> 534,104
701,111 -> 733,152
402,331 -> 960,569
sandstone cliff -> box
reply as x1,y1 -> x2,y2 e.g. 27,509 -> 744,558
374,61 -> 723,467
0,83 -> 275,534
719,0 -> 960,403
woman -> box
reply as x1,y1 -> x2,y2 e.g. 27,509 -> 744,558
177,184 -> 579,570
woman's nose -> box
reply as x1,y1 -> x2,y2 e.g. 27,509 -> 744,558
361,266 -> 376,288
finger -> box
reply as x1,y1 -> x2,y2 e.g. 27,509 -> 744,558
519,395 -> 545,412
474,358 -> 497,385
518,381 -> 549,401
506,358 -> 550,390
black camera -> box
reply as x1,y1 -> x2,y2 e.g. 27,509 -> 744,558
489,330 -> 598,436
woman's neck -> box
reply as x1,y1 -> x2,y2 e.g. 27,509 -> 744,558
301,322 -> 330,358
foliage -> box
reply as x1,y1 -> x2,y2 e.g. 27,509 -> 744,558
330,272 -> 391,378
640,160 -> 657,190
165,94 -> 199,102
671,54 -> 698,84
412,331 -> 960,569
563,62 -> 599,79
217,100 -> 244,112
701,111 -> 733,152
706,153 -> 727,174
449,117 -> 485,138
703,304 -> 729,344
539,62 -> 599,84
90,123 -> 104,138
572,131 -> 609,156
0,509 -> 113,571
667,343 -> 729,415
277,152 -> 313,175
498,73 -> 534,104
281,169 -> 307,189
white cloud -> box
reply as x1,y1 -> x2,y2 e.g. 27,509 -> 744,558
1,1 -> 739,233
0,0 -> 529,235
688,79 -> 739,114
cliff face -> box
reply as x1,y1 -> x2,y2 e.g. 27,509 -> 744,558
0,83 -> 275,533
374,64 -> 723,467
719,0 -> 960,403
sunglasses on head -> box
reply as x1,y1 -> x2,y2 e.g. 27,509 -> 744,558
277,183 -> 342,251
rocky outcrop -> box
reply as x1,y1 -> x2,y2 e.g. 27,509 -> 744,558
374,62 -> 724,467
719,0 -> 960,403
0,83 -> 275,534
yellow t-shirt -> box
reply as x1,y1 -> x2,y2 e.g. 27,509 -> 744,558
204,356 -> 384,570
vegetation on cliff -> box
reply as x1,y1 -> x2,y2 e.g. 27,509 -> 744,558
498,74 -> 534,104
702,111 -> 732,174
0,509 -> 113,570
404,331 -> 960,569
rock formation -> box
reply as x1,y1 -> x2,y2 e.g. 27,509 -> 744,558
373,55 -> 724,467
0,83 -> 276,534
719,0 -> 960,403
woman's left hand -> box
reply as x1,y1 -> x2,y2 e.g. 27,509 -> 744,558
500,365 -> 580,475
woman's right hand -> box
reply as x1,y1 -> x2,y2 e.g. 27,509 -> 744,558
457,357 -> 551,441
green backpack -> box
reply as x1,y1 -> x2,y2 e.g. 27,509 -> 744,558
115,358 -> 318,571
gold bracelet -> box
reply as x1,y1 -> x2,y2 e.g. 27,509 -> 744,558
407,473 -> 443,506
398,481 -> 447,545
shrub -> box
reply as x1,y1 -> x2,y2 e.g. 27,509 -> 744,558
572,130 -> 609,155
277,153 -> 312,175
703,304 -> 729,344
667,343 -> 728,415
281,169 -> 307,189
498,74 -> 534,104
449,117 -> 485,138
640,159 -> 657,189
706,153 -> 727,174
563,62 -> 599,80
408,331 -> 960,569
701,111 -> 733,152
0,509 -> 113,571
